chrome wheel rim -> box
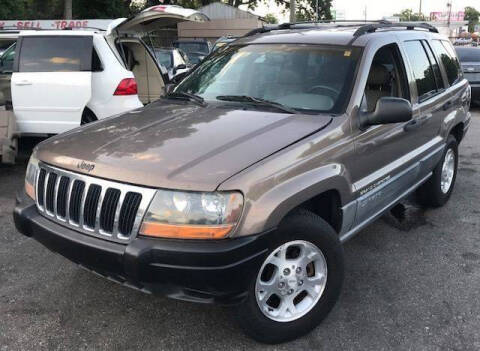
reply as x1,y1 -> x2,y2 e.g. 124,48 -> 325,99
441,148 -> 455,194
255,240 -> 327,322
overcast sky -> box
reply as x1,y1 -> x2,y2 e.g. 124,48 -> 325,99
250,0 -> 476,22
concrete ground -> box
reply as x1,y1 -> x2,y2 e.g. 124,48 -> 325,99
1,110 -> 479,351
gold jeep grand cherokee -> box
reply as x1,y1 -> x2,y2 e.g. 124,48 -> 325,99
15,21 -> 470,343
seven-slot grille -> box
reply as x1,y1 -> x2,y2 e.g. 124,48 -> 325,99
35,163 -> 157,243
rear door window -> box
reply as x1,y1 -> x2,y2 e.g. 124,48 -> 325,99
18,36 -> 92,72
403,40 -> 438,101
430,40 -> 462,86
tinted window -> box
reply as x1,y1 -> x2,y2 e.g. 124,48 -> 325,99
431,40 -> 462,86
456,47 -> 480,62
91,48 -> 102,72
176,44 -> 361,114
404,41 -> 437,101
422,40 -> 444,89
19,36 -> 92,72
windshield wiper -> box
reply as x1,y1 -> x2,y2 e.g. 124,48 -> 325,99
165,92 -> 206,106
216,95 -> 297,114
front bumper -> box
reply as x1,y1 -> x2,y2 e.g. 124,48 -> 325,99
14,190 -> 271,305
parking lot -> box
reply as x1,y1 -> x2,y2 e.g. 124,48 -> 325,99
0,109 -> 478,350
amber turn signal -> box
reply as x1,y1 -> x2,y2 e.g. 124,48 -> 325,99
139,222 -> 234,239
25,181 -> 35,200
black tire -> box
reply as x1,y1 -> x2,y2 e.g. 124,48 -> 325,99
416,134 -> 458,208
81,108 -> 97,125
235,209 -> 344,344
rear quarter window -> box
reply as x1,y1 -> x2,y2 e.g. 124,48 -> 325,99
430,40 -> 462,86
18,36 -> 92,72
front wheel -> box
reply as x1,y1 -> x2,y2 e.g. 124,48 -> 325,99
235,210 -> 344,344
417,135 -> 458,208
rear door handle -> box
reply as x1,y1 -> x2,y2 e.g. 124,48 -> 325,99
15,80 -> 32,86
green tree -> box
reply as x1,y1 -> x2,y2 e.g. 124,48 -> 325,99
263,13 -> 278,24
276,0 -> 332,21
394,9 -> 426,21
465,6 -> 480,33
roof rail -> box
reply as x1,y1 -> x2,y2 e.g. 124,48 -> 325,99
353,21 -> 439,36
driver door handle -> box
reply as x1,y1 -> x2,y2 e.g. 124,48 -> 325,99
404,115 -> 429,132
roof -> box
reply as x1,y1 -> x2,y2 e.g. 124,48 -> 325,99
198,2 -> 259,20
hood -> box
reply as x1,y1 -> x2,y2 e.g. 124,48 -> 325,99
107,5 -> 209,35
36,102 -> 332,191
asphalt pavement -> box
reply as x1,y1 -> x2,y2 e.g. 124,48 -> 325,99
1,110 -> 479,350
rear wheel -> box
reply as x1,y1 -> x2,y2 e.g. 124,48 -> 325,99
235,210 -> 344,344
81,108 -> 97,125
417,135 -> 458,207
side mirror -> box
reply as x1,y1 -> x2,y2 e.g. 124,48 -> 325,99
175,64 -> 187,70
359,97 -> 412,128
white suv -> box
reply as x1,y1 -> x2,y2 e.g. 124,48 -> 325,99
10,5 -> 207,135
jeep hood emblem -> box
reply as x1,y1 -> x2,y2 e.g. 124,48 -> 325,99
77,161 -> 95,172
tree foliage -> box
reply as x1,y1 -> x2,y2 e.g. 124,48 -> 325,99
0,0 -> 333,22
263,13 -> 278,24
465,7 -> 480,33
394,9 -> 426,22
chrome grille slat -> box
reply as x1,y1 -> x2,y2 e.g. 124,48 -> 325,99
53,174 -> 61,217
94,186 -> 107,232
65,176 -> 74,222
43,171 -> 50,214
112,191 -> 126,236
35,162 -> 156,244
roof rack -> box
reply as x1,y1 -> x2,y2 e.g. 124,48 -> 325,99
353,21 -> 438,36
243,20 -> 439,38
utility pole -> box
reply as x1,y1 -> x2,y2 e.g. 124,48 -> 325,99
290,0 -> 296,23
447,1 -> 452,27
364,5 -> 367,22
419,0 -> 422,17
316,0 -> 319,21
64,0 -> 73,19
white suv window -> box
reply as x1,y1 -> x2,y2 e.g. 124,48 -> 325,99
19,36 -> 92,72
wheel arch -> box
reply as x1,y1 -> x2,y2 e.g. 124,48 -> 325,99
449,121 -> 464,144
260,168 -> 352,235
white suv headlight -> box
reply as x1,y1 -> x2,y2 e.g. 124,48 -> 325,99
139,190 -> 243,239
25,151 -> 39,200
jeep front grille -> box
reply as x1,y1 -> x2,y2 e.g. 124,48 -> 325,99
35,163 -> 156,243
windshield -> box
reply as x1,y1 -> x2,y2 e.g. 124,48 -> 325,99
456,48 -> 480,62
175,44 -> 361,113
174,42 -> 209,55
155,50 -> 173,70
